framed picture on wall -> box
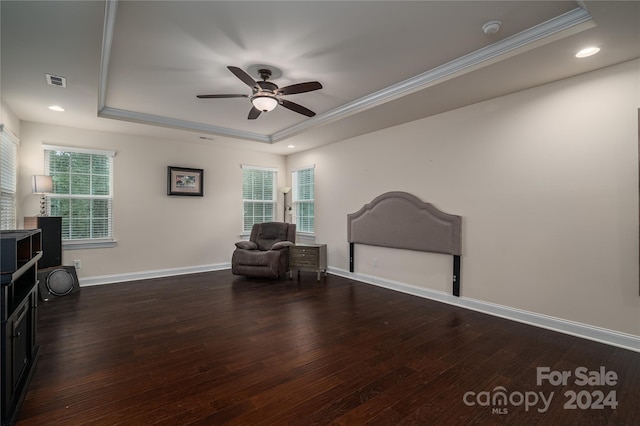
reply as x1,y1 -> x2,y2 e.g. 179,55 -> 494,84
167,166 -> 204,196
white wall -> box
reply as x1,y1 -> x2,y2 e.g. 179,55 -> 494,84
288,59 -> 640,336
17,122 -> 287,279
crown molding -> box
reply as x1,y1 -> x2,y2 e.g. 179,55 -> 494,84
98,0 -> 118,112
98,3 -> 593,144
98,107 -> 272,143
272,7 -> 594,142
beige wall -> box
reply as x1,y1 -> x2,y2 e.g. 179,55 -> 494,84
17,122 -> 287,278
288,59 -> 640,336
0,99 -> 20,138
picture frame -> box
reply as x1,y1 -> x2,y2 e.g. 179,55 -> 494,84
167,166 -> 204,196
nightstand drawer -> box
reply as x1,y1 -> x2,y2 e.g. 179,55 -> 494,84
291,252 -> 318,260
291,247 -> 318,256
291,258 -> 318,268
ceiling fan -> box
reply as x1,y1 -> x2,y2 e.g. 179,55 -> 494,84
197,66 -> 323,120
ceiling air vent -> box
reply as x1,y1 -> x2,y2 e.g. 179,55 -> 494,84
45,73 -> 67,88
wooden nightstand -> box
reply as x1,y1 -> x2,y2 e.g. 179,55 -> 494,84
289,243 -> 327,281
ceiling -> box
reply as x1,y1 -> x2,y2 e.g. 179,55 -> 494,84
1,1 -> 639,155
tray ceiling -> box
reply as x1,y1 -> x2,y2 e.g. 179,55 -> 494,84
2,1 -> 638,154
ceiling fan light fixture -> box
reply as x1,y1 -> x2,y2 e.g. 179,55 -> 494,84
252,95 -> 278,112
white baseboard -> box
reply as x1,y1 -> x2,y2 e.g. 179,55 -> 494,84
328,267 -> 640,353
76,263 -> 639,353
78,262 -> 231,287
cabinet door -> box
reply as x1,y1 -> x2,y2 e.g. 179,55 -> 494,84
11,301 -> 30,390
3,318 -> 15,414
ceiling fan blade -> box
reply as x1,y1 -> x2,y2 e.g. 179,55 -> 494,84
196,94 -> 248,99
228,66 -> 257,88
276,81 -> 322,96
279,99 -> 316,117
248,106 -> 262,120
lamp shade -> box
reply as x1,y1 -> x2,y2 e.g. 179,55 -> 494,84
32,175 -> 53,194
252,95 -> 278,112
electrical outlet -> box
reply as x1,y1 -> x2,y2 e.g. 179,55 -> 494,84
73,260 -> 81,269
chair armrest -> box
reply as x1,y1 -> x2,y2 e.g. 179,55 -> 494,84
271,241 -> 294,251
235,241 -> 258,250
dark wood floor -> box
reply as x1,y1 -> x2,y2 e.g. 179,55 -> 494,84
16,271 -> 640,425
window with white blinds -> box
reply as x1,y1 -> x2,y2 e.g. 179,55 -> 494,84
0,126 -> 19,230
242,165 -> 276,233
44,145 -> 115,243
292,166 -> 315,234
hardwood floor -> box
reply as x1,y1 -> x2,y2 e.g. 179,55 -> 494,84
16,271 -> 640,425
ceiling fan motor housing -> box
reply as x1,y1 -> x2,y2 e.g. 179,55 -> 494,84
256,80 -> 278,93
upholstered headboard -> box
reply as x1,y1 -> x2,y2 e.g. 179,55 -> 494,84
347,191 -> 463,296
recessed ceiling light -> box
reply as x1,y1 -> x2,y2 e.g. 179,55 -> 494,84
482,20 -> 502,35
575,46 -> 600,58
48,105 -> 65,112
288,145 -> 295,149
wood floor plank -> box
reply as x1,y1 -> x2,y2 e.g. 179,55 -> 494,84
14,271 -> 640,425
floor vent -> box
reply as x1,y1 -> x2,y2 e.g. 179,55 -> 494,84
45,74 -> 67,88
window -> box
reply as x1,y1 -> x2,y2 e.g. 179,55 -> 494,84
242,165 -> 276,233
292,166 -> 314,234
0,126 -> 18,230
44,145 -> 115,245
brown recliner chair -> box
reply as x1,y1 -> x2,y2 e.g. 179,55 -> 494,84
231,222 -> 296,278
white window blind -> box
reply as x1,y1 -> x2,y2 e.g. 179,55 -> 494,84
242,165 -> 276,233
292,166 -> 315,233
44,146 -> 115,243
0,126 -> 19,230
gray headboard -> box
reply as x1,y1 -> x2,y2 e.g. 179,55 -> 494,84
347,191 -> 463,296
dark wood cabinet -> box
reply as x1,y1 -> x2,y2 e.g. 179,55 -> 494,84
23,217 -> 62,269
1,230 -> 41,426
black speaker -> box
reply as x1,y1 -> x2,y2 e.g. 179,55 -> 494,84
24,216 -> 62,268
38,266 -> 80,301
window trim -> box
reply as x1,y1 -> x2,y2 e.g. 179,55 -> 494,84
0,125 -> 19,230
44,144 -> 117,249
241,164 -> 277,235
291,165 -> 315,235
62,239 -> 116,250
42,144 -> 116,158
